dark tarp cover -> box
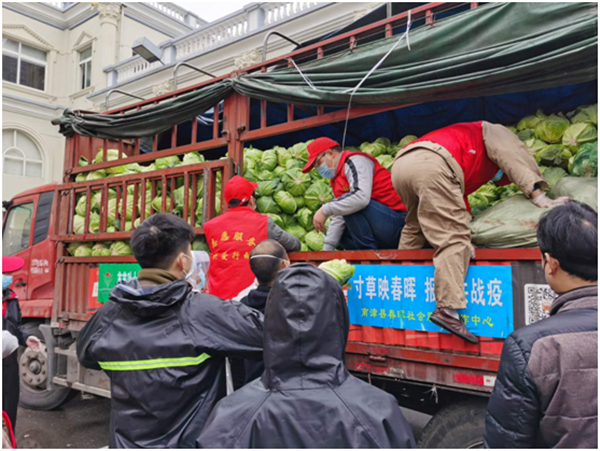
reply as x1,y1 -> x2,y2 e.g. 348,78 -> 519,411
53,2 -> 597,140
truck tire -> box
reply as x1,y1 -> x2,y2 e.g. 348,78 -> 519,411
418,399 -> 488,449
18,325 -> 74,411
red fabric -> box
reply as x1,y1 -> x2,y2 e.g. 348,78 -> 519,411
2,302 -> 6,318
2,257 -> 24,274
3,411 -> 16,448
331,151 -> 407,211
223,176 -> 258,205
302,137 -> 340,173
204,207 -> 268,299
410,122 -> 501,196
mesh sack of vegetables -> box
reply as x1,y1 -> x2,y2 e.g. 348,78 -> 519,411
470,195 -> 554,248
550,177 -> 598,211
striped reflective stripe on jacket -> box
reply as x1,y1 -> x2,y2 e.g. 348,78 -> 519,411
98,353 -> 211,371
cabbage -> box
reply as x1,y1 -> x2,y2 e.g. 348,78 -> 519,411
151,195 -> 163,212
182,152 -> 205,166
67,242 -> 83,256
280,213 -> 297,229
535,144 -> 572,168
305,231 -> 325,251
318,259 -> 355,284
569,142 -> 598,177
282,168 -> 311,196
506,126 -> 517,133
374,137 -> 391,151
399,135 -> 418,149
273,166 -> 286,177
294,196 -> 305,209
277,148 -> 292,167
257,196 -> 281,214
243,168 -> 258,182
110,241 -> 132,256
517,110 -> 546,131
534,114 -> 570,143
496,183 -> 521,200
89,213 -> 101,233
524,138 -> 547,154
244,158 -> 256,171
295,207 -> 314,230
124,163 -> 144,173
86,169 -> 107,181
562,123 -> 597,149
543,167 -> 568,189
192,238 -> 210,252
376,154 -> 394,171
173,187 -> 193,213
266,213 -> 284,228
300,242 -> 309,252
256,180 -> 277,197
304,181 -> 333,211
284,224 -> 307,241
288,142 -> 308,161
257,169 -> 275,181
467,193 -> 489,213
516,129 -> 535,142
93,149 -> 127,165
91,243 -> 111,257
568,104 -> 598,125
474,183 -> 498,204
73,215 -> 85,235
285,159 -> 305,171
79,156 -> 88,167
362,143 -> 386,158
140,163 -> 156,173
76,173 -> 87,183
244,147 -> 263,162
261,149 -> 278,171
75,195 -> 90,217
74,243 -> 93,257
155,155 -> 180,169
274,191 -> 297,214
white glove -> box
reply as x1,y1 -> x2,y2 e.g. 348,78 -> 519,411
470,244 -> 476,260
531,193 -> 569,208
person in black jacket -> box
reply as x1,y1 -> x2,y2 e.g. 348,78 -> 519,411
2,256 -> 41,429
485,201 -> 598,448
76,214 -> 264,448
239,239 -> 289,384
197,263 -> 416,448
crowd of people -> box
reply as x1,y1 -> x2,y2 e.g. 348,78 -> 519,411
2,122 -> 597,449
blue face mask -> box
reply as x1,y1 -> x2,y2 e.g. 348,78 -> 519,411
318,162 -> 336,179
197,269 -> 206,290
2,275 -> 13,291
492,169 -> 504,182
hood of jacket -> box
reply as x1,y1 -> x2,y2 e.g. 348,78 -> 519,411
242,285 -> 271,312
109,278 -> 191,317
550,285 -> 598,315
262,263 -> 349,390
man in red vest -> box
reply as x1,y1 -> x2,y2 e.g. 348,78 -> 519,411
392,121 -> 568,343
302,137 -> 407,251
204,176 -> 300,300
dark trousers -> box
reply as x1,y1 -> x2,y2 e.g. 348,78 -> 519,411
3,353 -> 20,430
340,200 -> 407,250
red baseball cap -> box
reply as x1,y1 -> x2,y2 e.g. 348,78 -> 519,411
224,175 -> 258,205
301,137 -> 340,173
2,256 -> 24,274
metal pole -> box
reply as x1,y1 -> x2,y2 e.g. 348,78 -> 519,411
262,31 -> 301,62
173,62 -> 217,91
387,2 -> 392,18
105,89 -> 145,110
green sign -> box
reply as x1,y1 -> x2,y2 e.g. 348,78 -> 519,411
98,263 -> 141,304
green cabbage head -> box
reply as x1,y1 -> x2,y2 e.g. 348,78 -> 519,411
318,259 -> 355,284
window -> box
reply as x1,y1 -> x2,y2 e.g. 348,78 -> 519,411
2,37 -> 47,91
79,46 -> 92,90
2,202 -> 34,255
3,129 -> 43,178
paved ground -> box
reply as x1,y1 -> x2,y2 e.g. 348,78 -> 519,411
16,395 -> 431,448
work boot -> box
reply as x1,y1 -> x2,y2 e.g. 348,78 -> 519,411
430,308 -> 478,344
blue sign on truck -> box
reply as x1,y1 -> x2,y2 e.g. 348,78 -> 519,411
347,265 -> 514,339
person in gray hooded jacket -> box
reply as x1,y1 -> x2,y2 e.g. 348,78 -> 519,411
485,201 -> 597,448
197,262 -> 416,448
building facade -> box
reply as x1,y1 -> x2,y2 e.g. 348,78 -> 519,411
2,1 -> 378,200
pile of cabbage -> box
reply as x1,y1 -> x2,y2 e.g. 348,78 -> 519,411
241,136 -> 416,252
66,236 -> 209,257
468,104 -> 597,215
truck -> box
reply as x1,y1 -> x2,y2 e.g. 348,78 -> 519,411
3,2 -> 596,447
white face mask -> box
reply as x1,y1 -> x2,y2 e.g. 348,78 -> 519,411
182,253 -> 194,281
186,251 -> 210,291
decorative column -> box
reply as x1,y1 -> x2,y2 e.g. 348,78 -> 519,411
97,3 -> 122,70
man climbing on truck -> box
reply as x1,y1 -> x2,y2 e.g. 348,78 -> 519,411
302,137 -> 408,251
391,121 -> 569,343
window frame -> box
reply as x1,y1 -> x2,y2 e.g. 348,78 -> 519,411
2,129 -> 44,178
78,46 -> 92,90
2,38 -> 48,92
2,200 -> 35,256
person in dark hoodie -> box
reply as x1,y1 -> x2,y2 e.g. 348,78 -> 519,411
239,239 -> 289,384
197,263 -> 416,448
76,213 -> 264,448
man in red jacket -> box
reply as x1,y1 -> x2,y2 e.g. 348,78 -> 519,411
204,176 -> 300,300
392,121 -> 568,343
302,137 -> 407,251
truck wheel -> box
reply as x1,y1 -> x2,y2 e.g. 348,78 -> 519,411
18,326 -> 74,411
418,399 -> 488,449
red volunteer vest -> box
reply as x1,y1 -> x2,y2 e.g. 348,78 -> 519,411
411,122 -> 500,196
204,207 -> 268,300
332,151 -> 406,211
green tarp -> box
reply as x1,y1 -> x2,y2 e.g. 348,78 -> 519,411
53,2 -> 597,140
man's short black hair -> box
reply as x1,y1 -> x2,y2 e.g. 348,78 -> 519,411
131,213 -> 194,269
250,239 -> 288,285
537,201 -> 597,281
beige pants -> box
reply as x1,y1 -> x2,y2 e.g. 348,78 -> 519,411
391,122 -> 545,309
